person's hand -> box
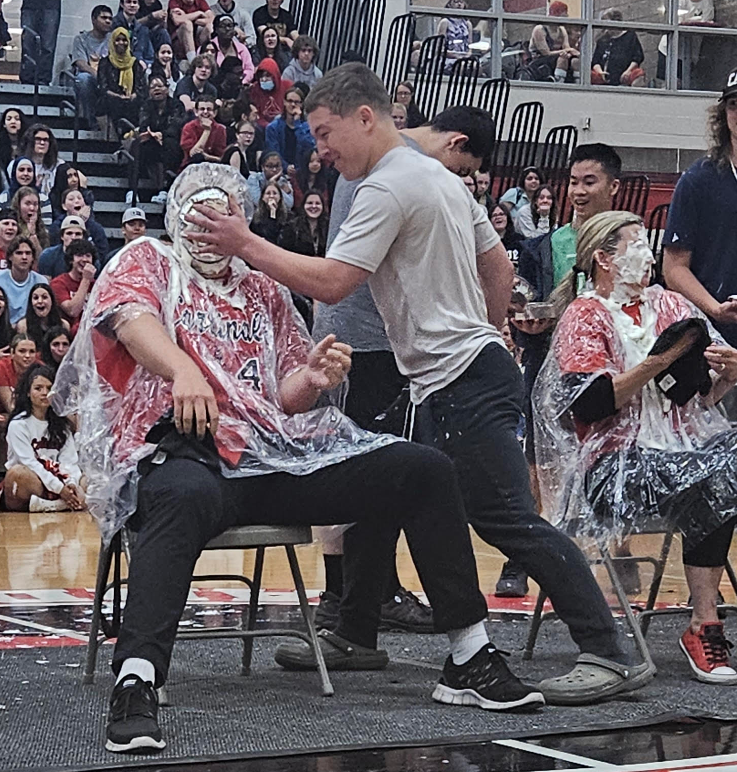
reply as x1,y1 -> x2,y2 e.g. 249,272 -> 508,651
267,199 -> 278,218
650,328 -> 700,370
81,263 -> 97,282
705,344 -> 737,383
27,211 -> 37,227
0,346 -> 10,358
172,362 -> 220,439
305,335 -> 352,390
713,299 -> 737,326
185,193 -> 254,258
154,8 -> 166,20
152,131 -> 163,144
200,116 -> 213,130
510,317 -> 554,335
60,483 -> 85,510
78,204 -> 91,221
286,164 -> 296,176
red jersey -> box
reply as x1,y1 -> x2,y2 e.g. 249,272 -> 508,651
90,239 -> 311,467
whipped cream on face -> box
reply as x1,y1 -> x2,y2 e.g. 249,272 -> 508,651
178,188 -> 233,278
610,229 -> 655,305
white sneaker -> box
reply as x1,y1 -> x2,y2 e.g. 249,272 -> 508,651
151,190 -> 168,204
29,494 -> 68,513
125,190 -> 134,205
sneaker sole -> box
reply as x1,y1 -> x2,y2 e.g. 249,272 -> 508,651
679,639 -> 737,685
432,683 -> 545,711
274,649 -> 389,671
105,736 -> 166,753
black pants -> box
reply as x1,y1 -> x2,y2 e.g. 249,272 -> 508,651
414,343 -> 624,660
113,443 -> 488,687
345,351 -> 408,431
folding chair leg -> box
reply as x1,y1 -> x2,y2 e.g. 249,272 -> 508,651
523,591 -> 548,661
241,546 -> 264,676
601,546 -> 656,675
726,559 -> 737,597
641,529 -> 674,638
285,544 -> 334,697
84,537 -> 115,684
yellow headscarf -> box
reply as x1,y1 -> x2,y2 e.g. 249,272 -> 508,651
108,27 -> 136,96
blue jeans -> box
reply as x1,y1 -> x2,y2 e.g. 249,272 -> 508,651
19,1 -> 61,85
415,342 -> 626,661
74,71 -> 98,124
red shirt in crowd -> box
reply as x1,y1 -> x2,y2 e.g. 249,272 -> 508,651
167,0 -> 211,38
0,356 -> 21,389
50,272 -> 95,336
180,119 -> 227,168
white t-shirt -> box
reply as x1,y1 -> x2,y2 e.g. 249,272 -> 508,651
327,145 -> 504,404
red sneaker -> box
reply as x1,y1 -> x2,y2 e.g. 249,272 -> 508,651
680,623 -> 737,684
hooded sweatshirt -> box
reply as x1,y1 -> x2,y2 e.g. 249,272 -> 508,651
249,58 -> 293,128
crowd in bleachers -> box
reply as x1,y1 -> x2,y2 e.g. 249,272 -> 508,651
0,0 -> 580,516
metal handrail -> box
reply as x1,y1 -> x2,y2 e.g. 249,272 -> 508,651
22,26 -> 41,116
59,99 -> 79,165
116,118 -> 139,206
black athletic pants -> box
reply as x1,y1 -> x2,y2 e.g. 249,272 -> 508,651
413,343 -> 625,660
112,443 -> 488,687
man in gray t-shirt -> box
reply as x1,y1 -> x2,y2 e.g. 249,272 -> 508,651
72,5 -> 113,126
191,63 -> 652,708
312,116 -> 497,634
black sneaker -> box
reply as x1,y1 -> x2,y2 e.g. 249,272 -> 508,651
433,645 -> 545,711
314,590 -> 340,631
494,561 -> 529,598
106,675 -> 166,753
379,587 -> 434,633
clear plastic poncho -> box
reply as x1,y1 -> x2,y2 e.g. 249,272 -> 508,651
533,284 -> 737,546
52,163 -> 401,544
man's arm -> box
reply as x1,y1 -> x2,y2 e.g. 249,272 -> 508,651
116,312 -> 219,438
186,198 -> 370,302
663,245 -> 737,325
278,335 -> 352,415
477,241 -> 515,330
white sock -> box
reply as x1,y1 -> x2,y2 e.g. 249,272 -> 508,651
116,657 -> 156,686
573,71 -> 581,83
186,49 -> 197,63
447,622 -> 491,665
554,68 -> 567,82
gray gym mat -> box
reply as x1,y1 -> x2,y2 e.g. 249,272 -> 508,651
2,615 -> 736,771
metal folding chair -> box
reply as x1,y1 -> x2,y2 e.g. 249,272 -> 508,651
524,519 -> 737,663
83,525 -> 334,696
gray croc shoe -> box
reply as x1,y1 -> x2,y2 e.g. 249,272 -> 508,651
538,653 -> 656,706
274,629 -> 390,671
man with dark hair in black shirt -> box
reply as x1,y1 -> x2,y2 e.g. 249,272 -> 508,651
252,0 -> 297,48
663,67 -> 737,350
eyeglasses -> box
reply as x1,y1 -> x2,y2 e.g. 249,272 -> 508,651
238,130 -> 255,136
35,136 -> 50,143
285,98 -> 302,105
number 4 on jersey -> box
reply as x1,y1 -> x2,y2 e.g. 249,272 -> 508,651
237,358 -> 262,391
